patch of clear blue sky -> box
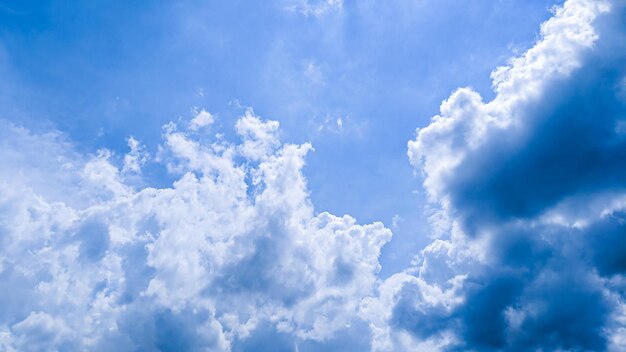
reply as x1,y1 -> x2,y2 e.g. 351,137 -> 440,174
0,0 -> 557,276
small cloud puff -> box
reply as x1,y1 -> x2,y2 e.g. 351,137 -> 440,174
188,108 -> 215,131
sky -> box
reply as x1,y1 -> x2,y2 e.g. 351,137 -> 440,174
0,0 -> 625,351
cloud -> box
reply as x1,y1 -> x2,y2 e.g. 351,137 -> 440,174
235,108 -> 281,161
391,0 -> 626,350
122,137 -> 149,174
188,109 -> 215,132
0,109 -> 391,350
3,0 -> 625,351
283,0 -> 343,17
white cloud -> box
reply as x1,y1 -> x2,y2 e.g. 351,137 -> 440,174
188,108 -> 215,131
2,0 -> 625,350
235,108 -> 281,161
408,0 -> 609,206
9,312 -> 77,352
122,137 -> 148,174
0,109 -> 391,350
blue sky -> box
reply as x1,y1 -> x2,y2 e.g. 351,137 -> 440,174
0,0 -> 557,276
1,0 -> 625,351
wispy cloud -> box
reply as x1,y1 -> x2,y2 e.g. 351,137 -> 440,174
283,0 -> 343,17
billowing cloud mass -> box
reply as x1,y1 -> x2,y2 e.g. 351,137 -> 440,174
0,109 -> 391,351
387,0 -> 626,350
2,0 -> 626,351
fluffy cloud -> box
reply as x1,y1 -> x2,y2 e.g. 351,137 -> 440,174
188,109 -> 215,132
386,0 -> 626,350
0,110 -> 391,351
3,0 -> 625,350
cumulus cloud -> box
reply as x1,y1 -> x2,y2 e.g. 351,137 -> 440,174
389,0 -> 626,350
3,0 -> 626,350
0,109 -> 391,351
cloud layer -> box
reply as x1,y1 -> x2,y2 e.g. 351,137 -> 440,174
1,0 -> 625,351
